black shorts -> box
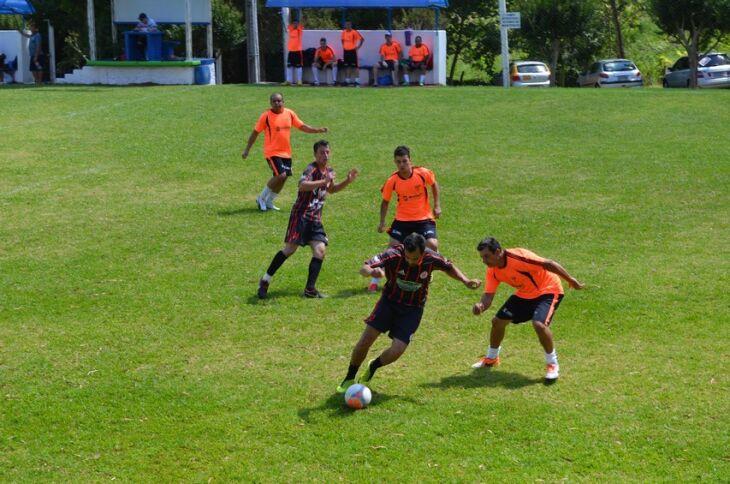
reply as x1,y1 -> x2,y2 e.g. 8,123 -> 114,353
365,296 -> 424,344
496,293 -> 564,326
378,60 -> 397,70
285,217 -> 328,246
409,60 -> 427,71
388,219 -> 437,242
287,51 -> 303,67
314,60 -> 334,70
267,157 -> 292,177
343,49 -> 358,67
29,54 -> 44,71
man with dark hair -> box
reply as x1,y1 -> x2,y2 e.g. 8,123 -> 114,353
471,237 -> 584,381
403,36 -> 430,86
284,18 -> 304,85
337,233 -> 481,393
242,92 -> 328,211
312,38 -> 337,86
372,32 -> 402,86
257,140 -> 358,299
368,145 -> 441,293
340,21 -> 364,86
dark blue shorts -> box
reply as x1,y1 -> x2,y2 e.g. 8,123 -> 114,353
343,49 -> 358,67
496,293 -> 563,326
287,50 -> 303,67
285,217 -> 328,247
388,219 -> 437,242
365,296 -> 424,344
267,156 -> 292,177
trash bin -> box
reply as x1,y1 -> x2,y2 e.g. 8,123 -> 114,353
194,58 -> 215,85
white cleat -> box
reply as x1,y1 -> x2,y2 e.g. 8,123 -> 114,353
266,203 -> 280,211
545,363 -> 559,380
256,196 -> 267,211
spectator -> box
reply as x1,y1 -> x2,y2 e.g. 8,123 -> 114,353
372,32 -> 402,87
0,53 -> 6,84
403,35 -> 430,86
341,21 -> 364,87
285,18 -> 304,86
133,13 -> 158,61
312,38 -> 337,86
19,23 -> 43,84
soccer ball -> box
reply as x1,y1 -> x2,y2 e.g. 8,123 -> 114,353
344,383 -> 372,409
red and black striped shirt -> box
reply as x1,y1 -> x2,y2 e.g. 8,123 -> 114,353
290,162 -> 335,223
366,245 -> 453,307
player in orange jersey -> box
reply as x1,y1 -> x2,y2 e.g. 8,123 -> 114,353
367,145 -> 441,293
372,32 -> 402,86
242,93 -> 328,211
403,36 -> 430,86
312,37 -> 338,86
471,237 -> 584,381
285,18 -> 304,85
341,21 -> 364,86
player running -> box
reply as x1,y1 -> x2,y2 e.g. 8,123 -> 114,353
367,145 -> 441,293
242,92 -> 328,212
471,237 -> 584,381
337,233 -> 480,393
257,140 -> 358,299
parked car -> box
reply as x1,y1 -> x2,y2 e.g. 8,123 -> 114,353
663,53 -> 730,88
577,59 -> 643,87
495,61 -> 551,87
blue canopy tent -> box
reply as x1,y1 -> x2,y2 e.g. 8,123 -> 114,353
0,0 -> 35,16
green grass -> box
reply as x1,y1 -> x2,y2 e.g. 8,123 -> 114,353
1,84 -> 729,481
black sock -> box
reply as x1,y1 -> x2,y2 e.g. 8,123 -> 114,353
369,357 -> 383,377
344,364 -> 359,381
306,257 -> 323,289
266,250 -> 288,277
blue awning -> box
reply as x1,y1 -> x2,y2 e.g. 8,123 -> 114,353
0,0 -> 35,15
266,0 -> 447,7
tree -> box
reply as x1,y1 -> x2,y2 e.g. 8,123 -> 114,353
514,0 -> 602,85
649,0 -> 730,87
444,0 -> 499,84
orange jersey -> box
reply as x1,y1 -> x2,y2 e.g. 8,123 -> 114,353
484,248 -> 564,299
287,24 -> 304,51
379,41 -> 401,61
381,166 -> 436,222
409,44 -> 430,62
253,108 -> 304,158
315,45 -> 336,64
341,29 -> 363,50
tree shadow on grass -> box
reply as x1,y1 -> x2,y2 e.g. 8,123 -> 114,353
298,391 -> 420,422
421,370 -> 544,390
330,286 -> 371,299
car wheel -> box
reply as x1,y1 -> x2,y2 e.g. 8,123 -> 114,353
686,79 -> 691,88
662,79 -> 668,88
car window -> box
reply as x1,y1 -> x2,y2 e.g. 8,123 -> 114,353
517,64 -> 548,74
603,61 -> 636,72
673,57 -> 689,70
699,54 -> 730,67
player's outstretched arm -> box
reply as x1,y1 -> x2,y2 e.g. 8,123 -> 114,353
300,124 -> 328,134
544,259 -> 585,290
473,293 -> 495,316
329,168 -> 359,193
241,130 -> 259,159
445,265 -> 481,289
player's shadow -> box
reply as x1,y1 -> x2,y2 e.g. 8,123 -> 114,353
297,392 -> 419,422
217,207 -> 262,216
330,286 -> 371,299
243,289 -> 304,305
421,370 -> 543,391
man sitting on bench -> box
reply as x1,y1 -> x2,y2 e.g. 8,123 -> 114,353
403,36 -> 430,86
372,32 -> 402,87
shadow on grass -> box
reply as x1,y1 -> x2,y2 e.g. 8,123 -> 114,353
298,391 -> 419,422
421,370 -> 544,390
217,207 -> 262,216
330,286 -> 371,299
243,289 -> 304,305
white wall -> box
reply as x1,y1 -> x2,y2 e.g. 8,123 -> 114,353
295,29 -> 447,85
0,30 -> 33,84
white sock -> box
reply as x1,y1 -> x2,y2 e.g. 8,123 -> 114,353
266,191 -> 278,205
262,273 -> 272,283
419,74 -> 425,84
296,67 -> 302,82
403,74 -> 410,84
286,68 -> 293,83
312,67 -> 320,83
345,77 -> 351,84
545,350 -> 558,365
331,67 -> 337,84
259,186 -> 271,200
487,346 -> 500,359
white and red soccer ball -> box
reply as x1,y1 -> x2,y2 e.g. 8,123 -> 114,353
344,383 -> 372,409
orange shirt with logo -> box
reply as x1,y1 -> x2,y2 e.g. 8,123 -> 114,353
341,29 -> 363,50
287,24 -> 304,51
315,45 -> 336,64
381,166 -> 436,221
254,108 -> 304,159
484,248 -> 564,299
379,41 -> 402,61
409,44 -> 430,62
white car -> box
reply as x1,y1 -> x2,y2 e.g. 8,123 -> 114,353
495,61 -> 551,87
578,59 -> 643,88
663,53 -> 730,88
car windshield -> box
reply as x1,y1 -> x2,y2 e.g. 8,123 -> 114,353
517,64 -> 548,73
698,54 -> 730,67
603,61 -> 636,72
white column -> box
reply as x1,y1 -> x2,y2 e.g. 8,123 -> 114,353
110,0 -> 117,46
87,0 -> 97,61
47,22 -> 56,82
245,0 -> 261,83
499,0 -> 509,88
281,8 -> 290,76
185,0 -> 193,60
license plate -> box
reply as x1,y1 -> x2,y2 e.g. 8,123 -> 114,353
618,76 -> 628,81
522,75 -> 532,80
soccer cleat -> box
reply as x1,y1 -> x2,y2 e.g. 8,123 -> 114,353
545,363 -> 559,380
336,378 -> 355,394
367,282 -> 378,293
471,356 -> 501,368
303,287 -> 327,298
280,81 -> 290,86
357,359 -> 376,384
266,201 -> 281,211
256,196 -> 267,211
257,279 -> 269,299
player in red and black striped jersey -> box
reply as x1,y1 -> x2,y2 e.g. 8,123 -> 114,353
336,233 -> 481,393
257,140 -> 359,299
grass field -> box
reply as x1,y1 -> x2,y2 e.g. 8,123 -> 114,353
1,84 -> 729,481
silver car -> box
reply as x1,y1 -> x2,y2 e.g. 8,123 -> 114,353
578,59 -> 643,87
495,61 -> 551,87
663,53 -> 730,88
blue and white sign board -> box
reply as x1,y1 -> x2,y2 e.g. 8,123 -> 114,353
500,12 -> 521,29
113,0 -> 211,24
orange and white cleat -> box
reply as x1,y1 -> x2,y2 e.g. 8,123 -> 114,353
545,363 -> 559,380
471,356 -> 500,369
